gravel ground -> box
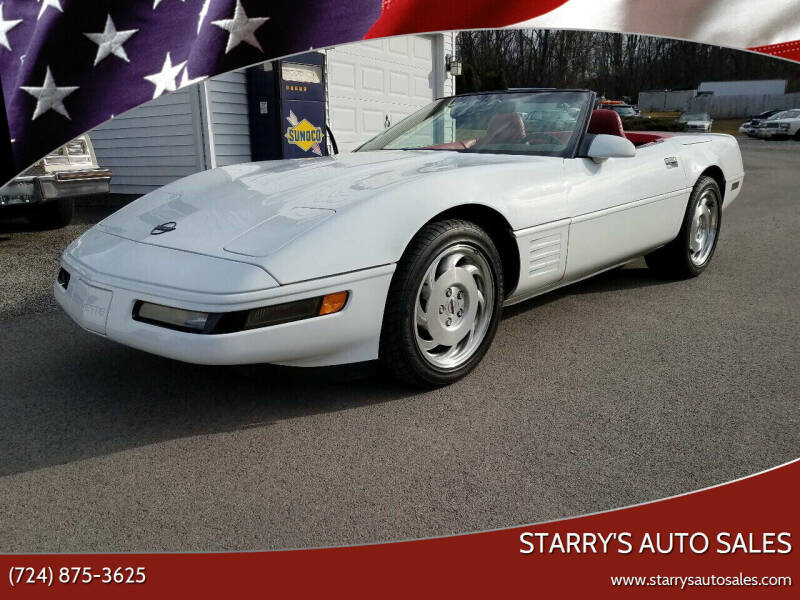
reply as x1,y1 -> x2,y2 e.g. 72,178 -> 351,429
0,207 -> 109,320
0,137 -> 797,552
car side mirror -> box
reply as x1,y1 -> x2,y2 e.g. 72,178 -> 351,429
586,134 -> 636,163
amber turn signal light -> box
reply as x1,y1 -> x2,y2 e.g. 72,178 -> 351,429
319,291 -> 348,315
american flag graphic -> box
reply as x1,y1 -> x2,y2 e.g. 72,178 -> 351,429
0,0 -> 797,186
0,0 -> 558,185
0,0 -> 383,184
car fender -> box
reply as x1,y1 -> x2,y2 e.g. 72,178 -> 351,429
678,134 -> 745,204
259,157 -> 567,285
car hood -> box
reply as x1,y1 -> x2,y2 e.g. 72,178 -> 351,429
96,150 -> 551,266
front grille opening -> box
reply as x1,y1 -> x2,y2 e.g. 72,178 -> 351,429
57,267 -> 70,289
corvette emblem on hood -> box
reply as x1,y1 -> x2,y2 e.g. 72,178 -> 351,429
150,221 -> 177,235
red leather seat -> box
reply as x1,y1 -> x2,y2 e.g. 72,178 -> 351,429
588,109 -> 625,137
624,131 -> 672,145
475,113 -> 526,146
420,139 -> 478,150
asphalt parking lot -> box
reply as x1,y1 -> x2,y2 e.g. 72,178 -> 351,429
1,137 -> 798,552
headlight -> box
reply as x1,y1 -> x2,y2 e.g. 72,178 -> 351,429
66,139 -> 88,155
135,302 -> 209,331
778,123 -> 790,130
244,296 -> 323,329
42,150 -> 69,166
133,292 -> 348,334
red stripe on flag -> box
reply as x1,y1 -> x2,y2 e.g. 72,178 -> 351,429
750,40 -> 800,63
365,0 -> 569,39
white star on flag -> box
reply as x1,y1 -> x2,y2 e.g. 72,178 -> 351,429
0,3 -> 23,52
144,52 -> 187,99
84,15 -> 138,66
212,0 -> 269,54
197,0 -> 210,35
20,66 -> 79,120
36,0 -> 62,20
178,66 -> 206,89
153,0 -> 185,9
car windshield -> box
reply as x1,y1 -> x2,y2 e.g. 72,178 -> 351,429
680,113 -> 709,122
356,90 -> 592,157
612,106 -> 637,117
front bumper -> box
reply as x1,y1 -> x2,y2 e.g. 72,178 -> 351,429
55,231 -> 394,367
1,169 -> 111,206
755,128 -> 790,139
40,169 -> 112,199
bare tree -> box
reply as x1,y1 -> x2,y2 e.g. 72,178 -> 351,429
457,30 -> 799,97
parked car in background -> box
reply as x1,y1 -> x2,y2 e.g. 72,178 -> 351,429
0,135 -> 111,228
599,100 -> 647,120
608,104 -> 638,119
678,112 -> 713,132
739,109 -> 782,136
754,109 -> 800,140
750,111 -> 785,137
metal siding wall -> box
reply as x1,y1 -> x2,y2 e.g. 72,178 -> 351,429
637,90 -> 697,112
697,80 -> 787,96
687,92 -> 800,118
207,70 -> 252,167
89,89 -> 206,195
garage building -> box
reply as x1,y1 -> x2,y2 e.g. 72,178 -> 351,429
90,33 -> 457,196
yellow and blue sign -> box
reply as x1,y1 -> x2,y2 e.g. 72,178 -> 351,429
285,118 -> 323,153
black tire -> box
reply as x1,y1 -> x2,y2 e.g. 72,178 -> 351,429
794,129 -> 800,141
28,198 -> 74,229
380,219 -> 504,387
645,176 -> 722,279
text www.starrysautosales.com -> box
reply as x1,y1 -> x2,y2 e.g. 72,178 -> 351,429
610,573 -> 792,590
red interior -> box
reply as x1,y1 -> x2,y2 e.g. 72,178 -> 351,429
420,108 -> 671,151
478,113 -> 526,146
588,108 -> 626,137
420,140 -> 477,151
588,108 -> 671,146
623,131 -> 672,145
524,131 -> 573,144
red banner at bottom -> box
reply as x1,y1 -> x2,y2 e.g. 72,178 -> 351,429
3,460 -> 798,597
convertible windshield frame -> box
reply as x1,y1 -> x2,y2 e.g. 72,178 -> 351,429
354,89 -> 596,159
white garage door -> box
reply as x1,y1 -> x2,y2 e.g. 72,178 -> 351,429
327,35 -> 438,153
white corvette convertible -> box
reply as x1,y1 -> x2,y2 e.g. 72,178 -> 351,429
56,90 -> 744,386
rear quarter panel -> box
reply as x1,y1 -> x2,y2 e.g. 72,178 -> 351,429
677,134 -> 745,208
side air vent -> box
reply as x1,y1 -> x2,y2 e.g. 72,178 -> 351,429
528,234 -> 562,280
